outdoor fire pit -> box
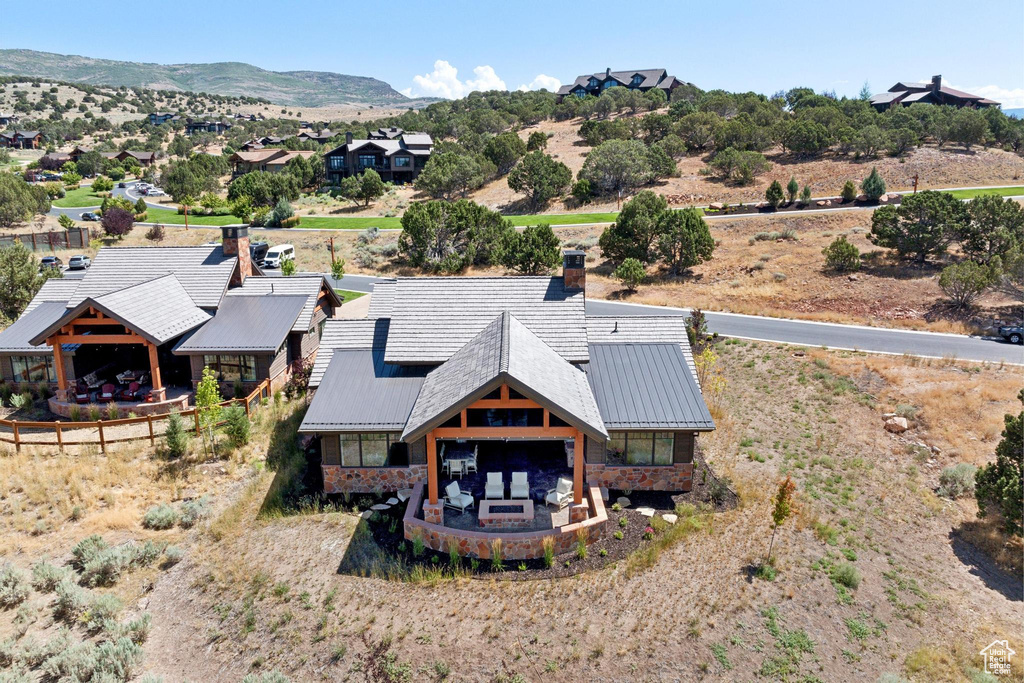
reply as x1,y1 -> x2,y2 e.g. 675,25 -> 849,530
478,499 -> 535,529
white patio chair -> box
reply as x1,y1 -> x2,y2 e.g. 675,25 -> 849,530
484,472 -> 504,499
464,445 -> 478,474
510,471 -> 529,499
545,477 -> 573,509
443,481 -> 474,513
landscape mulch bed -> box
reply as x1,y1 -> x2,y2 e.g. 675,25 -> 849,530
703,195 -> 901,217
331,449 -> 738,580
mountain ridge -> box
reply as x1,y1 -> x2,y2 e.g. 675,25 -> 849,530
0,49 -> 427,108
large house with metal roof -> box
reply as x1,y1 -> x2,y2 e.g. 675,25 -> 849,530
323,130 -> 433,185
0,227 -> 340,417
299,252 -> 714,557
556,68 -> 686,101
870,75 -> 1000,112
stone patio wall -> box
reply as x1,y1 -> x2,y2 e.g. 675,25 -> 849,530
585,463 -> 693,492
322,465 -> 427,494
403,483 -> 607,560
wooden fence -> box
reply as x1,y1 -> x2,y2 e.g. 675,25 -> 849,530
0,379 -> 271,453
0,228 -> 92,252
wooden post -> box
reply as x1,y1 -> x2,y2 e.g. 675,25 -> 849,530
147,414 -> 154,445
98,420 -> 106,453
147,343 -> 163,393
51,339 -> 67,397
12,420 -> 19,453
573,430 -> 584,505
193,408 -> 201,436
426,432 -> 438,505
55,421 -> 63,452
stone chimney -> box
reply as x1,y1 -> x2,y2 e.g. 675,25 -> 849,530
345,131 -> 353,145
931,75 -> 942,93
563,250 -> 586,291
605,67 -> 611,77
222,226 -> 251,286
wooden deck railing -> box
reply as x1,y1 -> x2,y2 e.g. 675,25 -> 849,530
0,379 -> 271,453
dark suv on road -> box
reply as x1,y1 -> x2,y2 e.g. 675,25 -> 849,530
998,325 -> 1023,344
39,256 -> 63,272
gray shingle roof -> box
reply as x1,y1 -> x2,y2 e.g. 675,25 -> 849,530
67,245 -> 237,309
174,295 -> 307,353
24,278 -> 81,313
584,343 -> 714,431
366,279 -> 396,319
299,350 -> 429,432
0,302 -> 75,352
385,277 -> 588,364
227,275 -> 340,333
31,275 -> 211,346
401,312 -> 606,442
586,315 -> 698,386
308,318 -> 390,388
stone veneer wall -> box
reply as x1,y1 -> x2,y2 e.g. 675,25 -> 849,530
403,483 -> 607,560
322,465 -> 427,494
46,393 -> 190,419
585,463 -> 693,492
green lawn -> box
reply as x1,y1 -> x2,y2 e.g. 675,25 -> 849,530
145,207 -> 243,226
333,289 -> 367,304
944,186 -> 1024,200
52,186 -> 106,208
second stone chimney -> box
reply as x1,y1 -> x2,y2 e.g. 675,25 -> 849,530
563,250 -> 586,291
222,225 -> 251,286
931,75 -> 942,93
345,131 -> 354,145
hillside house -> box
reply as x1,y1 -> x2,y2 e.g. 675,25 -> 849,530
228,149 -> 317,176
870,75 -> 1000,111
0,130 -> 42,149
186,119 -> 233,136
297,129 -> 335,145
556,68 -> 686,101
0,227 -> 341,417
323,131 -> 433,185
148,112 -> 181,126
300,252 -> 714,558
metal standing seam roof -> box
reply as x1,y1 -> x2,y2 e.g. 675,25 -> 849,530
227,275 -> 340,333
401,312 -> 606,442
173,295 -> 308,354
585,316 -> 699,386
384,277 -> 588,364
584,343 -> 714,431
31,275 -> 212,347
299,350 -> 430,432
67,245 -> 237,309
0,302 -> 80,353
308,318 -> 390,388
366,280 -> 396,319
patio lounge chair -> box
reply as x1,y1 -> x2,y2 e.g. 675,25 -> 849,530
510,472 -> 529,499
484,472 -> 504,499
545,477 -> 573,509
119,382 -> 141,400
443,481 -> 474,513
98,383 -> 116,402
74,382 -> 90,405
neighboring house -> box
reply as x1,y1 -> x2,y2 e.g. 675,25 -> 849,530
301,251 -> 714,498
323,131 -> 433,185
369,127 -> 406,140
239,140 -> 265,152
0,112 -> 19,126
148,112 -> 181,126
556,68 -> 686,101
228,149 -> 316,176
186,119 -> 233,136
297,129 -> 335,145
0,130 -> 42,149
101,150 -> 156,167
870,75 -> 1000,111
0,227 -> 341,417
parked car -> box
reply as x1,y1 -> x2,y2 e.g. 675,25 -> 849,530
262,244 -> 294,268
39,256 -> 63,272
68,255 -> 92,270
117,182 -> 126,188
250,241 -> 269,266
998,325 -> 1023,344
80,212 -> 99,221
146,188 -> 165,197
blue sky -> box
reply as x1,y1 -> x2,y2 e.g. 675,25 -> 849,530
8,0 -> 1024,106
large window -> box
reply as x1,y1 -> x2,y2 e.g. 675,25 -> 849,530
11,355 -> 56,383
358,154 -> 378,169
466,408 -> 544,427
339,432 -> 407,467
204,355 -> 257,382
393,156 -> 411,168
606,432 -> 674,466
328,156 -> 345,170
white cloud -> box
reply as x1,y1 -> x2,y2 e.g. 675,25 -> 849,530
956,84 -> 1024,109
518,74 -> 561,92
402,60 -> 507,99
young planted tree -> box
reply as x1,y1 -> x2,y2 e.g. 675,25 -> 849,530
330,257 -> 345,281
765,476 -> 797,566
765,180 -> 784,209
163,411 -> 190,459
615,258 -> 646,292
57,213 -> 76,230
657,208 -> 715,275
786,176 -> 799,204
975,389 -> 1023,536
860,167 -> 886,201
840,180 -> 857,203
799,185 -> 812,206
195,366 -> 222,457
281,258 -> 296,276
822,236 -> 861,272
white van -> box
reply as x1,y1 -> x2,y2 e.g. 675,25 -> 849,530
263,244 -> 295,268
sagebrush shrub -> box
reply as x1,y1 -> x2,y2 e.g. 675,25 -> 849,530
0,564 -> 29,608
31,561 -> 73,593
83,592 -> 122,631
938,463 -> 977,499
71,535 -> 108,570
831,562 -> 861,589
163,545 -> 184,567
54,579 -> 89,622
142,504 -> 178,530
179,497 -> 210,528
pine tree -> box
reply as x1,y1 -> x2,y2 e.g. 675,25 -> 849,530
786,176 -> 799,204
164,412 -> 190,458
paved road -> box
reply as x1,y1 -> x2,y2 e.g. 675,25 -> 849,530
285,272 -> 1024,364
